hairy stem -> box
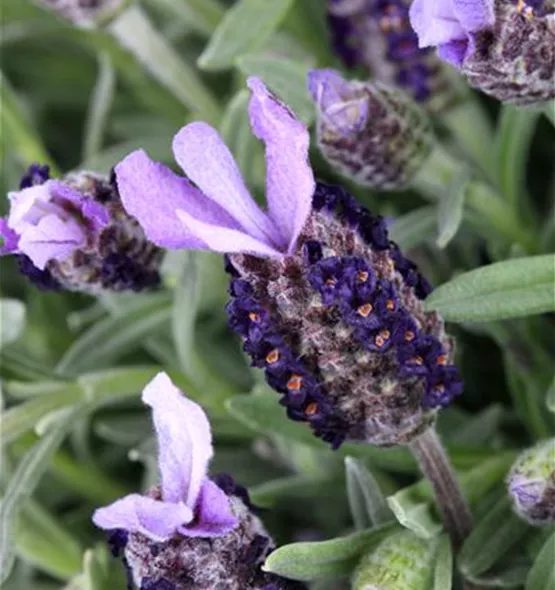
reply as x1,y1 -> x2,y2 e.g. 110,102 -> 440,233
409,427 -> 473,551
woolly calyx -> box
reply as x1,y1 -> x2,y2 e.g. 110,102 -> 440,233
508,437 -> 555,525
225,182 -> 462,449
308,69 -> 434,190
326,0 -> 462,112
351,530 -> 438,590
0,164 -> 162,293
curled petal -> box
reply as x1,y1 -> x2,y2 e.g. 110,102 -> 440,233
142,373 -> 213,508
0,218 -> 19,254
180,479 -> 238,538
247,77 -> 315,253
92,494 -> 193,542
115,150 -> 241,249
172,123 -> 280,247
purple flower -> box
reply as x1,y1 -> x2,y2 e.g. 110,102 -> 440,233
115,77 -> 314,260
93,372 -> 238,541
0,180 -> 109,270
409,0 -> 495,67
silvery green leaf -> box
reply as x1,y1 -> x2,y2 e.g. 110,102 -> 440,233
345,456 -> 393,530
389,206 -> 437,251
526,532 -> 555,590
436,167 -> 469,248
262,522 -> 398,581
0,299 -> 26,350
546,376 -> 555,414
424,255 -> 555,322
449,404 -> 505,445
433,535 -> 453,590
198,0 -> 295,71
386,487 -> 442,539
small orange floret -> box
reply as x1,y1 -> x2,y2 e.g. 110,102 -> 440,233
375,329 -> 391,348
410,355 -> 424,366
386,300 -> 395,311
357,303 -> 373,317
357,271 -> 369,282
325,278 -> 336,286
248,312 -> 260,322
437,354 -> 448,366
266,349 -> 280,364
434,384 -> 446,393
287,374 -> 303,390
404,331 -> 415,342
305,402 -> 319,416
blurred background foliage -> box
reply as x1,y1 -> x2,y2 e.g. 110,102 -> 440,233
0,0 -> 554,589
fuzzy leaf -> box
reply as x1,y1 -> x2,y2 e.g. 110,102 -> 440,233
433,535 -> 453,590
436,167 -> 468,248
526,532 -> 555,590
424,255 -> 555,322
262,522 -> 398,581
389,206 -> 437,251
0,299 -> 26,349
546,376 -> 555,414
198,0 -> 295,71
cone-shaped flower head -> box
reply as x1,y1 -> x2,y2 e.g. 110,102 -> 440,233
409,0 -> 555,104
352,530 -> 438,590
93,373 -> 303,590
0,165 -> 162,293
115,78 -> 462,449
507,438 -> 555,525
327,0 -> 462,112
308,69 -> 433,190
33,0 -> 127,26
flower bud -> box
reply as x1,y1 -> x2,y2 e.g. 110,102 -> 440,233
308,69 -> 433,190
507,438 -> 555,525
410,0 -> 555,105
352,530 -> 437,590
326,0 -> 462,112
33,0 -> 129,26
0,164 -> 162,293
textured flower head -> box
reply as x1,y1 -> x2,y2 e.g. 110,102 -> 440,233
0,165 -> 162,293
326,0 -> 461,112
507,438 -> 555,525
308,68 -> 433,189
93,373 -> 304,590
116,79 -> 461,449
410,0 -> 555,104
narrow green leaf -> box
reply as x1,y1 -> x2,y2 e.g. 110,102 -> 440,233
83,548 -> 105,590
469,563 -> 530,587
495,104 -> 540,208
236,54 -> 314,124
56,293 -> 171,375
436,168 -> 468,248
345,456 -> 393,530
546,376 -> 555,413
425,255 -> 555,322
450,404 -> 504,445
433,535 -> 453,590
387,489 -> 442,539
389,206 -> 437,251
82,52 -> 116,160
262,522 -> 398,581
526,532 -> 555,590
459,497 -> 529,578
0,299 -> 26,349
145,0 -> 225,37
198,0 -> 295,71
4,380 -> 75,399
249,474 -> 342,508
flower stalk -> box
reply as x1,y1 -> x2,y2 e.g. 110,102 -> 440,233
409,427 -> 473,550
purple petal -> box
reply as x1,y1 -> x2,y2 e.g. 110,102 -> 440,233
18,214 -> 85,270
48,180 -> 110,231
452,0 -> 495,33
247,77 -> 315,253
172,123 -> 281,247
142,373 -> 213,508
0,218 -> 19,254
180,479 -> 238,538
115,150 -> 241,249
438,39 -> 469,67
176,209 -> 283,257
7,184 -> 54,233
92,493 -> 193,542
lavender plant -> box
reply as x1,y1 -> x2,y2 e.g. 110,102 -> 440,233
0,1 -> 554,590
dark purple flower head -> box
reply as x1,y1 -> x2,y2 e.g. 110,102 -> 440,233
410,0 -> 555,104
0,166 -> 162,293
308,69 -> 433,190
326,0 -> 460,112
507,438 -> 555,525
115,79 -> 461,448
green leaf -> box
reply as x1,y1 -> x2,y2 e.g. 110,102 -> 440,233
433,535 -> 453,590
14,500 -> 82,581
56,293 -> 171,375
345,457 -> 393,530
0,299 -> 26,349
526,532 -> 555,590
389,206 -> 437,251
198,0 -> 295,71
449,404 -> 505,445
546,375 -> 555,414
145,0 -> 225,37
425,255 -> 555,322
262,522 -> 398,581
436,167 -> 469,248
236,54 -> 314,124
387,488 -> 442,539
459,496 -> 529,578
469,563 -> 530,587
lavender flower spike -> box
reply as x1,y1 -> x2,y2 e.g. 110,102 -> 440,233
116,78 -> 462,449
410,0 -> 555,104
93,373 -> 305,590
0,165 -> 162,292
